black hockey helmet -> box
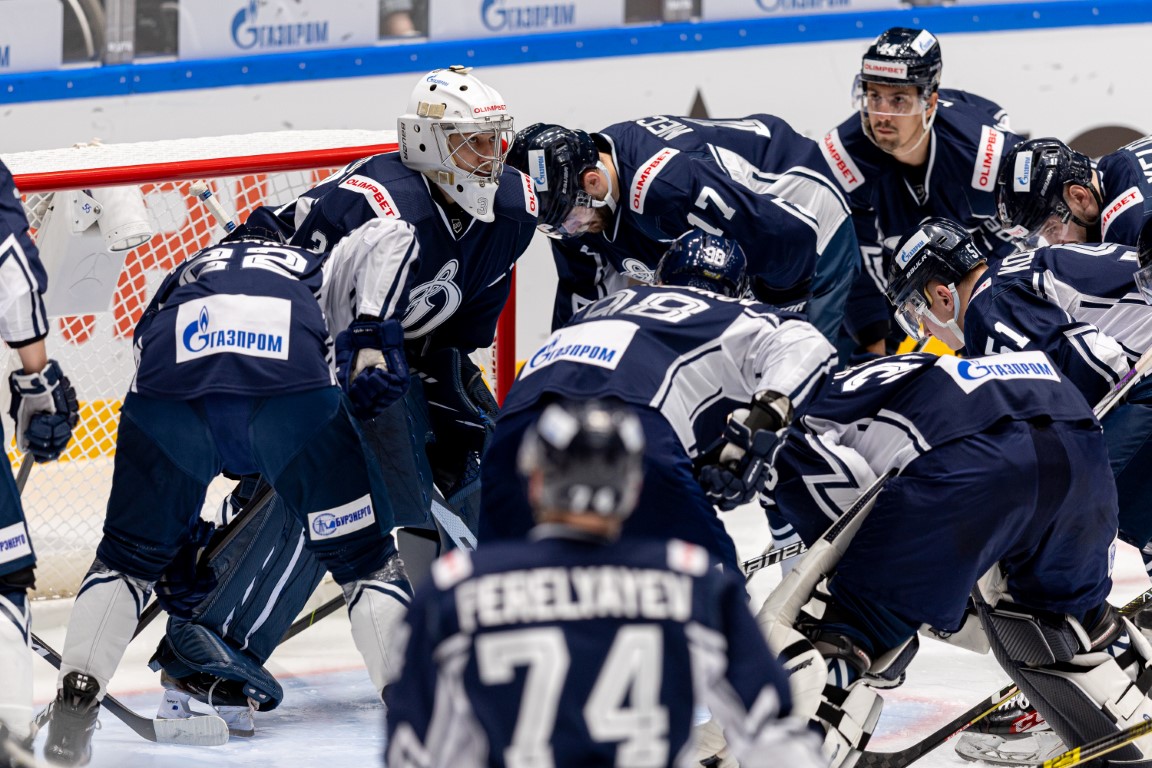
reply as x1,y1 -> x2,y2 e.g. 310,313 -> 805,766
505,122 -> 601,237
859,27 -> 943,93
996,138 -> 1096,242
886,218 -> 985,339
517,398 -> 645,521
654,229 -> 750,298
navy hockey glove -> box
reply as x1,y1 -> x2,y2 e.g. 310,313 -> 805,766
699,392 -> 792,512
8,359 -> 79,462
335,319 -> 410,420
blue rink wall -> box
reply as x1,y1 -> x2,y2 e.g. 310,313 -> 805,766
1,0 -> 1149,359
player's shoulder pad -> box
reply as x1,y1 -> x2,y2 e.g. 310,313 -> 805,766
331,153 -> 436,222
665,539 -> 711,576
494,167 -> 540,222
431,548 -> 474,590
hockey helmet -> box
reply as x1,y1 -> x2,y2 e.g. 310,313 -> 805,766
505,123 -> 603,238
654,229 -> 750,298
517,398 -> 646,521
886,217 -> 985,342
996,138 -> 1097,246
397,66 -> 514,223
858,27 -> 943,93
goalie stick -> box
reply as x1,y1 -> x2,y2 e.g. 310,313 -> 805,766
29,633 -> 229,746
855,588 -> 1152,768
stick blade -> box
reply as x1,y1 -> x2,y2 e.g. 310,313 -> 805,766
152,715 -> 230,746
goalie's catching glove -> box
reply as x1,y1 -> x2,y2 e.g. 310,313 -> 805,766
8,359 -> 79,462
699,392 -> 792,511
335,319 -> 410,420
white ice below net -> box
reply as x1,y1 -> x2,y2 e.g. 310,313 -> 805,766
27,500 -> 1152,767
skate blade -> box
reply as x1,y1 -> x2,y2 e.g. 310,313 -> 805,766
954,731 -> 1066,766
152,714 -> 230,746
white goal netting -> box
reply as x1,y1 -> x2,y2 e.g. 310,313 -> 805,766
2,130 -> 513,601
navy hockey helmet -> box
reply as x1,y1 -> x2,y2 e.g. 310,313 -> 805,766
505,122 -> 601,238
517,399 -> 646,521
886,218 -> 985,341
859,27 -> 943,93
654,230 -> 750,298
996,138 -> 1098,244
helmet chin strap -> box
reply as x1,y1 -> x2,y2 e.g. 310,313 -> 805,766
589,160 -> 617,214
922,282 -> 965,347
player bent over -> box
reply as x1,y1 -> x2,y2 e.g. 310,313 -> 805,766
387,398 -> 824,768
40,233 -> 413,765
479,230 -> 836,575
744,351 -> 1152,768
0,158 -> 80,760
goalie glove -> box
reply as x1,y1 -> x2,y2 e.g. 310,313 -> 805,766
8,359 -> 79,462
699,392 -> 792,512
335,319 -> 410,420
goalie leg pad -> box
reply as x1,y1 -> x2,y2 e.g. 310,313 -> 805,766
149,620 -> 283,710
981,599 -> 1152,766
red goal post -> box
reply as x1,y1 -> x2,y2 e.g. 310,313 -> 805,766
3,130 -> 516,600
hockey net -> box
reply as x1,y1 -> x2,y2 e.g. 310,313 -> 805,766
2,130 -> 515,601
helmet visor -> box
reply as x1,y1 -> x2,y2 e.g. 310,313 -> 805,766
1011,211 -> 1078,249
854,77 -> 929,116
543,205 -> 598,239
438,116 -> 515,181
1136,263 -> 1152,306
894,290 -> 933,342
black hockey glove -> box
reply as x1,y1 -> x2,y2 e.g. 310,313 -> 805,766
8,359 -> 79,462
335,319 -> 410,420
699,392 -> 791,512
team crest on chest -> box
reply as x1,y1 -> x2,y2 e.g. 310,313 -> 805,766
403,259 -> 464,336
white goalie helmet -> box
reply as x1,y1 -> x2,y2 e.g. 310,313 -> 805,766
397,65 -> 514,222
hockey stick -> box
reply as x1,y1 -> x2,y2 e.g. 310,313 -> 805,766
189,180 -> 237,235
1093,346 -> 1152,420
29,633 -> 229,746
741,538 -> 807,579
857,588 -> 1152,768
1036,718 -> 1152,768
14,454 -> 32,493
132,481 -> 277,639
857,683 -> 1023,768
280,594 -> 345,644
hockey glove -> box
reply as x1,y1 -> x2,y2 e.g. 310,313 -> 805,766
699,392 -> 792,512
8,359 -> 80,463
335,319 -> 410,420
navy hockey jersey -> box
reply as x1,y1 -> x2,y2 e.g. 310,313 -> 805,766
820,90 -> 1023,340
503,284 -> 835,458
791,350 -> 1096,482
130,240 -> 334,399
386,534 -> 821,768
593,115 -> 824,300
0,160 -> 49,346
549,114 -> 850,328
1096,134 -> 1152,246
256,152 -> 537,354
963,242 -> 1152,404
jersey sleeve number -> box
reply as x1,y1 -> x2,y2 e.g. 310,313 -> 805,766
685,186 -> 735,236
475,625 -> 669,768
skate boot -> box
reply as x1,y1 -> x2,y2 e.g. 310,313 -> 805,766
157,670 -> 255,737
954,691 -> 1063,765
43,672 -> 100,766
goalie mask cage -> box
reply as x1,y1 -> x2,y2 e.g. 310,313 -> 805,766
2,130 -> 516,600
